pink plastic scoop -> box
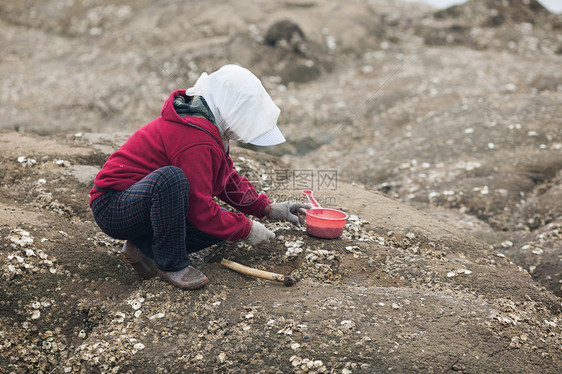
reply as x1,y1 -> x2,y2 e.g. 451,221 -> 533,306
302,190 -> 348,239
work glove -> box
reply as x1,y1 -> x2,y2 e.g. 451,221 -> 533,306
245,220 -> 275,246
266,201 -> 312,226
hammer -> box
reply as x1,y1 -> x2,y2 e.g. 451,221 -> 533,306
221,259 -> 297,286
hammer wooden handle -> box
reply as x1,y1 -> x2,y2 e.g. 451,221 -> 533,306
221,259 -> 285,283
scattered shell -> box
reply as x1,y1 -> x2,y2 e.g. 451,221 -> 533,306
290,356 -> 302,367
285,240 -> 305,260
129,298 -> 143,310
9,229 -> 34,247
448,269 -> 472,277
17,156 -> 37,167
278,327 -> 293,335
348,215 -> 369,225
31,310 -> 41,320
149,312 -> 165,320
54,159 -> 71,167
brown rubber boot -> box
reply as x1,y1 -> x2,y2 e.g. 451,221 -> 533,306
157,266 -> 208,290
120,241 -> 158,279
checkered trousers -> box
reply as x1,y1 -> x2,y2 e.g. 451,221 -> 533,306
91,166 -> 223,271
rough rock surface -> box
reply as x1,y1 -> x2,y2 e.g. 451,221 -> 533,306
0,0 -> 561,373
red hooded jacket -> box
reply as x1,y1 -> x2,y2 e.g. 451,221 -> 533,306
89,90 -> 271,241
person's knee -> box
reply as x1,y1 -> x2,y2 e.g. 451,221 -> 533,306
154,166 -> 189,193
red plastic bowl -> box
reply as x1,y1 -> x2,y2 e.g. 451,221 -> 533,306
302,190 -> 349,239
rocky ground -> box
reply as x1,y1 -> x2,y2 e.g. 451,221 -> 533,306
0,0 -> 561,373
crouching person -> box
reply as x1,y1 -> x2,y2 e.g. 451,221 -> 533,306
90,64 -> 309,289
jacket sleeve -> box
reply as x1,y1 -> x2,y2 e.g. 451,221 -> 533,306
217,164 -> 271,218
174,145 -> 252,241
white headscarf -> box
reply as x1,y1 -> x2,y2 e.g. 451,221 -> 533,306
185,64 -> 285,146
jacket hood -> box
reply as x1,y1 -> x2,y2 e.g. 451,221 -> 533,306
161,90 -> 224,146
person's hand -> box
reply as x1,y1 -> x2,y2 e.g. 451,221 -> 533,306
266,201 -> 311,226
245,221 -> 275,246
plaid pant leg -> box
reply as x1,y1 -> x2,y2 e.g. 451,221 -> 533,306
185,224 -> 224,253
92,166 -> 190,271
